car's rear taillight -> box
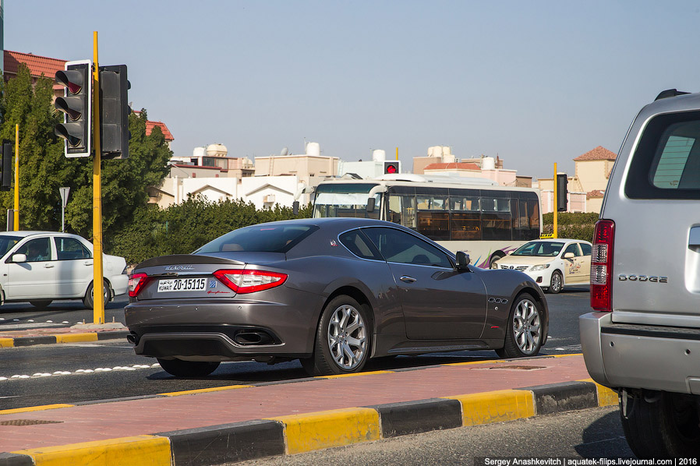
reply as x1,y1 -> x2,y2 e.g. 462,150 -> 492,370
213,269 -> 287,294
590,219 -> 615,311
128,273 -> 150,297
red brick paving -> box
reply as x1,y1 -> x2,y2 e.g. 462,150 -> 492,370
0,355 -> 590,452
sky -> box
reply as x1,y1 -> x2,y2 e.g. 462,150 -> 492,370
5,0 -> 700,180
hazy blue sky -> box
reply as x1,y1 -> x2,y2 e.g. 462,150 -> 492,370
6,1 -> 700,180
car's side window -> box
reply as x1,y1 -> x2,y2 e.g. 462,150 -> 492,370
564,243 -> 581,257
56,238 -> 92,260
362,227 -> 452,268
580,243 -> 592,256
338,229 -> 382,261
18,238 -> 51,262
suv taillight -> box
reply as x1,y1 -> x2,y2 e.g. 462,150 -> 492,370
590,219 -> 615,311
128,273 -> 150,297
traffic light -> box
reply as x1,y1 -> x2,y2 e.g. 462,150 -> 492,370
556,173 -> 568,212
1,141 -> 12,191
99,65 -> 130,159
383,161 -> 400,174
55,60 -> 92,157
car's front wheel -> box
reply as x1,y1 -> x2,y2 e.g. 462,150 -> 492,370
548,270 -> 563,294
302,295 -> 371,376
496,292 -> 544,358
157,358 -> 221,378
83,280 -> 110,310
620,391 -> 700,458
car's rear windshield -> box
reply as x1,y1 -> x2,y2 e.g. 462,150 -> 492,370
512,241 -> 564,257
194,224 -> 318,254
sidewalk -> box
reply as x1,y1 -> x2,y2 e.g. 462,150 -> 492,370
0,351 -> 618,466
0,322 -> 128,347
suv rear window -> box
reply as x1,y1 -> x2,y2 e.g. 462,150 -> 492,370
626,111 -> 700,199
194,224 -> 317,254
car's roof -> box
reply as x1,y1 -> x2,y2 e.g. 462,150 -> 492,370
528,238 -> 590,244
0,231 -> 82,238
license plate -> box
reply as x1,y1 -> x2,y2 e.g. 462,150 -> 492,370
158,278 -> 207,292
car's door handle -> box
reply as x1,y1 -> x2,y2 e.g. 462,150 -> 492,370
44,264 -> 54,269
84,261 -> 93,266
400,276 -> 417,283
689,226 -> 700,247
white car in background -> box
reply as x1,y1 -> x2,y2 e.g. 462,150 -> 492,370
0,231 -> 128,309
493,238 -> 592,294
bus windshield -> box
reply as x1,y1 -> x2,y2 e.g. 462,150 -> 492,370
313,183 -> 381,219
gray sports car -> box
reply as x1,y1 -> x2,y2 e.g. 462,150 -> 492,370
125,218 -> 549,377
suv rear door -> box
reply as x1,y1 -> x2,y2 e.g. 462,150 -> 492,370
605,108 -> 700,323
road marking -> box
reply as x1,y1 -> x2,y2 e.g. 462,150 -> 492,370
0,363 -> 161,382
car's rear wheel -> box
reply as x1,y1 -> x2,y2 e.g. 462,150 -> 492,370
157,358 -> 220,377
83,280 -> 110,310
548,270 -> 563,294
496,292 -> 543,358
620,391 -> 700,458
302,295 -> 370,376
30,300 -> 52,309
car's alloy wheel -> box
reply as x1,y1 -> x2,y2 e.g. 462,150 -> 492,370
548,270 -> 563,294
496,293 -> 543,358
302,295 -> 371,376
83,280 -> 110,310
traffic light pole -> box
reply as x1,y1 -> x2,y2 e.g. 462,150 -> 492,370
92,31 -> 105,324
553,163 -> 558,239
13,124 -> 18,231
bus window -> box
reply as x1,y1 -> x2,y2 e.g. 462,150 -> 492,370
481,196 -> 512,240
416,193 -> 449,240
450,193 -> 481,240
387,194 -> 417,229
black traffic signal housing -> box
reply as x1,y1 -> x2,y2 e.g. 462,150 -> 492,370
55,60 -> 92,157
383,161 -> 400,174
1,141 -> 12,191
556,173 -> 568,212
99,65 -> 130,159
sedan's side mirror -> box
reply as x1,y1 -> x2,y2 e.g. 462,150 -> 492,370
11,253 -> 27,263
456,251 -> 471,271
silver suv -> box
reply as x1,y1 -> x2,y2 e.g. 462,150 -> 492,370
580,89 -> 700,459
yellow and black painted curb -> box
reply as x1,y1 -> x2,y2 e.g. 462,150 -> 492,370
0,331 -> 129,348
1,378 -> 617,466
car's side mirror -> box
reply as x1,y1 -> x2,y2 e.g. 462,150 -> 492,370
456,251 -> 471,271
564,252 -> 575,259
11,253 -> 27,263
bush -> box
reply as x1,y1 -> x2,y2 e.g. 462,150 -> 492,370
542,212 -> 598,242
111,196 -> 312,265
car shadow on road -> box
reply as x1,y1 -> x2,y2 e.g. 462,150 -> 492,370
575,409 -> 635,458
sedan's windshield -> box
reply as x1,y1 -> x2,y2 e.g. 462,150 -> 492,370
0,236 -> 22,257
512,241 -> 564,257
194,224 -> 317,254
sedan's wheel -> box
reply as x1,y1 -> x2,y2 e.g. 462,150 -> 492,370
82,280 -> 110,310
302,295 -> 370,376
620,391 -> 700,458
548,270 -> 563,294
489,253 -> 504,269
496,293 -> 543,358
30,300 -> 52,309
157,358 -> 220,378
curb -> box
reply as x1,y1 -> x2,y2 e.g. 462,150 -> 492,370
2,378 -> 618,466
0,330 -> 129,348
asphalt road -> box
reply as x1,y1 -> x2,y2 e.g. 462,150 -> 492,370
234,406 -> 634,465
0,287 -> 592,410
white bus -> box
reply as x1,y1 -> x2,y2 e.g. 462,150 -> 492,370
311,174 -> 542,268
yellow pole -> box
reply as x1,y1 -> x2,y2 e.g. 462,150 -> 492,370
13,124 -> 18,231
553,163 -> 558,239
396,147 -> 398,160
92,31 -> 105,324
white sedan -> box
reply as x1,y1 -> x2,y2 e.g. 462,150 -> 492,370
0,231 -> 128,309
493,238 -> 592,294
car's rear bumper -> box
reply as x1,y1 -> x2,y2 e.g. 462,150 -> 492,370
580,311 -> 700,394
124,296 -> 321,360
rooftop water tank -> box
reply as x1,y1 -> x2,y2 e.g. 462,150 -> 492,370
206,143 -> 228,157
306,142 -> 321,157
372,149 -> 386,162
193,146 -> 206,158
482,156 -> 496,170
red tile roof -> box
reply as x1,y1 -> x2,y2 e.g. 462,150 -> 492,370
424,162 -> 480,171
4,50 -> 66,79
586,190 -> 605,199
146,121 -> 174,141
574,146 -> 616,162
